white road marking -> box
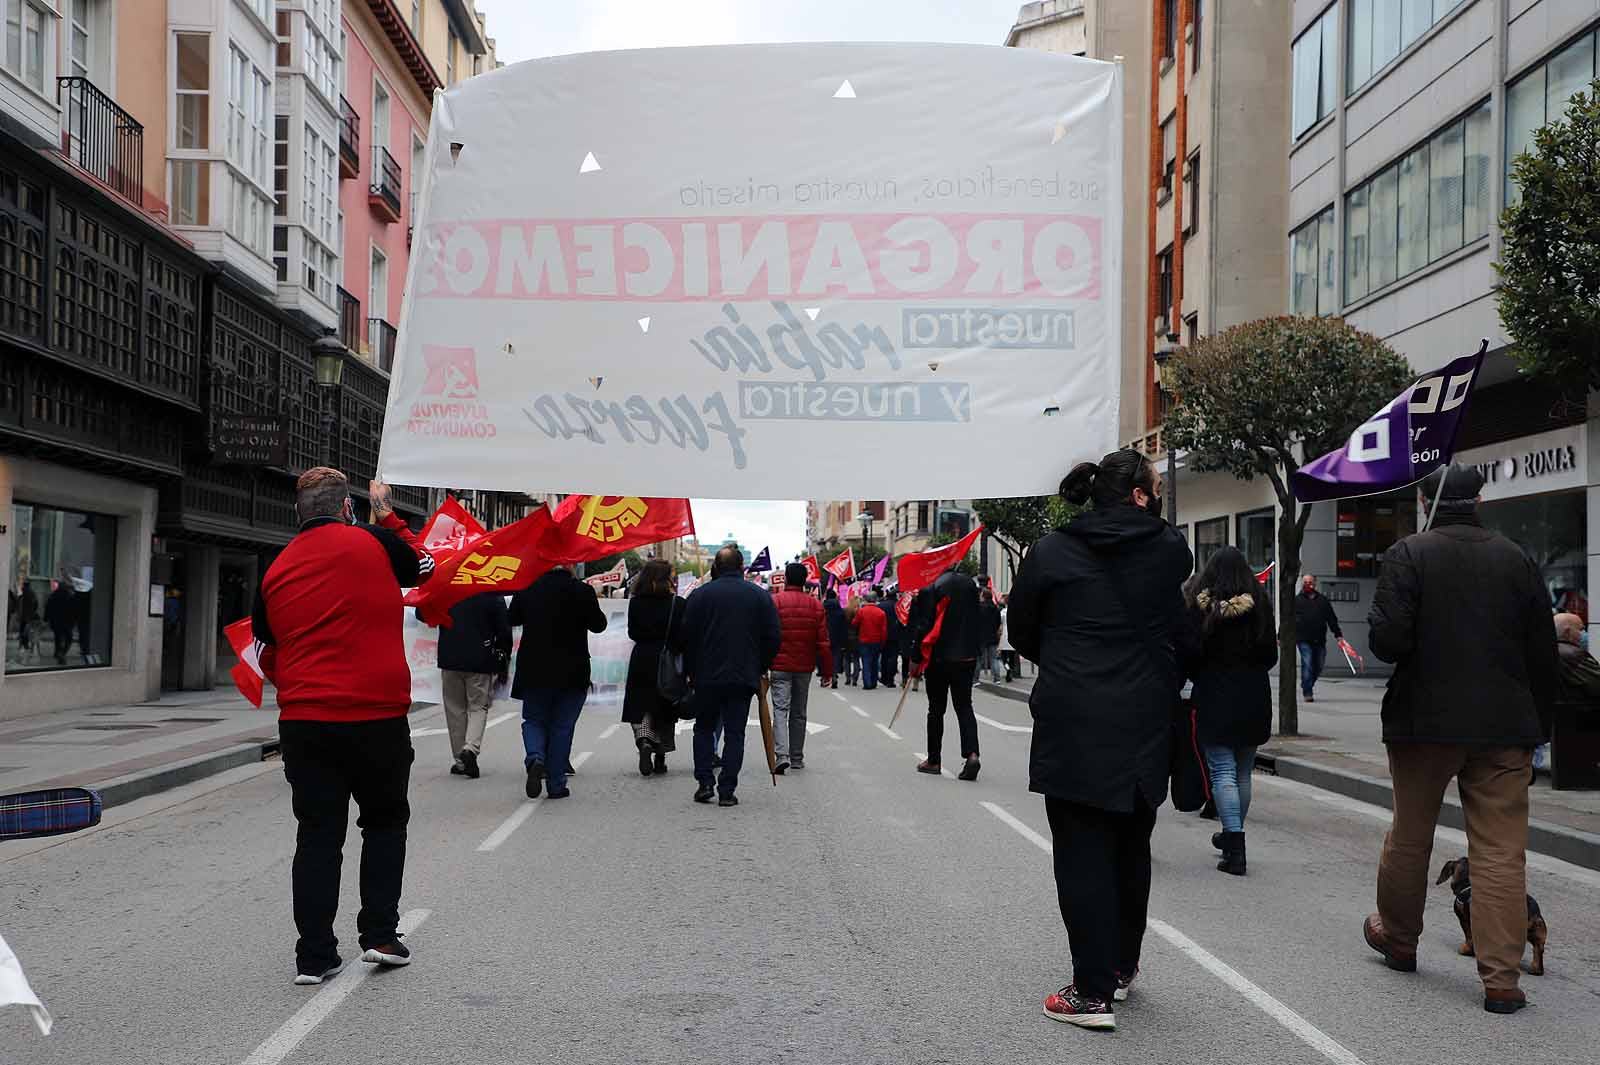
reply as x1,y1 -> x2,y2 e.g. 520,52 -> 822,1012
598,722 -> 621,741
409,726 -> 447,737
974,712 -> 1032,734
982,801 -> 1368,1065
832,691 -> 848,702
240,908 -> 432,1065
413,710 -> 516,738
1255,773 -> 1600,889
485,710 -> 517,730
914,753 -> 957,779
476,751 -> 593,853
874,723 -> 902,741
849,705 -> 870,719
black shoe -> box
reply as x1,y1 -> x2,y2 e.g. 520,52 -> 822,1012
712,754 -> 723,769
1211,832 -> 1225,851
775,761 -> 789,775
293,957 -> 345,986
831,680 -> 838,689
653,752 -> 667,774
1216,832 -> 1246,876
525,762 -> 544,799
958,756 -> 981,782
360,938 -> 411,967
694,784 -> 715,803
640,749 -> 655,777
450,763 -> 466,776
719,794 -> 739,807
546,787 -> 571,799
459,749 -> 479,779
566,761 -> 576,776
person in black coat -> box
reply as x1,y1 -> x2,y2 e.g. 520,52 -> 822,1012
509,566 -> 607,800
1293,574 -> 1343,702
880,597 -> 904,688
823,593 -> 848,690
433,590 -> 513,779
1178,547 -> 1277,876
910,567 -> 982,780
623,559 -> 684,778
1007,448 -> 1193,1030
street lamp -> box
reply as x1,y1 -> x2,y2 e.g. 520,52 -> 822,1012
1152,332 -> 1181,526
311,327 -> 345,464
856,509 -> 872,569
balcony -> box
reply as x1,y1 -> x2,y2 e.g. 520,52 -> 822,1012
367,317 -> 397,372
337,286 -> 361,352
56,76 -> 144,211
339,97 -> 360,180
369,146 -> 402,222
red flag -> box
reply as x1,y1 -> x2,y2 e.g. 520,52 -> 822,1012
224,617 -> 265,708
801,555 -> 822,583
546,495 -> 695,564
895,590 -> 914,625
1256,561 -> 1275,585
411,508 -> 558,626
911,599 -> 950,679
896,525 -> 983,594
823,547 -> 855,582
405,497 -> 489,606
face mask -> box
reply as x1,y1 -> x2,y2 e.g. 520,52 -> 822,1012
1141,488 -> 1163,517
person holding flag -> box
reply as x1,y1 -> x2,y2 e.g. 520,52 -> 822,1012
747,546 -> 772,575
1293,575 -> 1344,704
509,564 -> 608,801
909,562 -> 982,781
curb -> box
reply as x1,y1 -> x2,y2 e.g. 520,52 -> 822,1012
93,739 -> 280,810
977,680 -> 1031,704
1258,752 -> 1600,873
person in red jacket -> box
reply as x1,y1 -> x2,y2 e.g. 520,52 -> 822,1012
852,590 -> 889,692
253,469 -> 434,986
770,562 -> 833,772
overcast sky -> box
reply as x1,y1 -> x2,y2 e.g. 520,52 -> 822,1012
475,2 -> 1024,563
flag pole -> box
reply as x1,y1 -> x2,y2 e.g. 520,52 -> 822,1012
1418,338 -> 1488,534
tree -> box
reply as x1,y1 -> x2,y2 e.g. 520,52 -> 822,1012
923,531 -> 982,577
1164,316 -> 1411,736
586,549 -> 643,578
973,496 -> 1081,578
1497,80 -> 1600,391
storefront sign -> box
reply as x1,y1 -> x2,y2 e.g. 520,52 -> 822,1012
1457,425 -> 1587,503
215,416 -> 289,467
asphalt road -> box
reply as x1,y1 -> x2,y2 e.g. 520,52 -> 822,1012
4,682 -> 1598,1065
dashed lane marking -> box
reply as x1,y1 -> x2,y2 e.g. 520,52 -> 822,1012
476,751 -> 593,853
598,723 -> 621,741
849,704 -> 870,718
981,801 -> 1368,1065
973,712 -> 1032,734
913,753 -> 957,779
412,710 -> 516,739
874,723 -> 902,741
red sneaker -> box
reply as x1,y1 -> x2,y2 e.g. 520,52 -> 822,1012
1043,984 -> 1116,1030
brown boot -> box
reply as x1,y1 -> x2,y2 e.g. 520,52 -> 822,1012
1363,914 -> 1417,972
1484,988 -> 1527,1015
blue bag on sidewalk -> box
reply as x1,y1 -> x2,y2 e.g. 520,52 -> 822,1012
0,787 -> 103,840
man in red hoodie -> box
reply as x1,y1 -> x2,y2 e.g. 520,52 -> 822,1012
852,590 -> 889,692
770,562 -> 832,772
253,468 -> 434,986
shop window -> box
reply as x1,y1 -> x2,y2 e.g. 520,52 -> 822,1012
1482,493 -> 1588,623
1195,516 -> 1228,567
1336,496 -> 1416,578
7,501 -> 117,673
1236,508 -> 1275,572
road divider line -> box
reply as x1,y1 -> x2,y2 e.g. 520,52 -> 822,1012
850,705 -> 869,718
416,709 -> 516,739
974,712 -> 1032,734
409,726 -> 448,737
874,723 -> 902,741
914,752 -> 957,779
485,711 -> 517,730
598,723 -> 621,741
241,908 -> 432,1065
476,751 -> 593,853
980,801 -> 1367,1065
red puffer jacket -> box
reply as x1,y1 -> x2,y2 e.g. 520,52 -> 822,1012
853,603 -> 888,645
771,589 -> 832,679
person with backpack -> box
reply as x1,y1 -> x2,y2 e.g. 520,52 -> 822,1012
1007,448 -> 1192,1031
1178,547 -> 1277,876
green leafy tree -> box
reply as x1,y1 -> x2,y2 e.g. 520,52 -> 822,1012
973,496 -> 1081,578
1164,316 -> 1411,736
1498,80 -> 1600,391
923,531 -> 981,578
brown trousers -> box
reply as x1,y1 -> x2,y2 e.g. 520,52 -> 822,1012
1377,742 -> 1532,991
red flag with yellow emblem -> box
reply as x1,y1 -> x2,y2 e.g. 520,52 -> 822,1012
545,495 -> 695,563
412,508 -> 557,627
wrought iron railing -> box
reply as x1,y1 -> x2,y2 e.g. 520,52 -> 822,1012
56,76 -> 144,209
367,317 -> 397,372
338,286 -> 361,352
339,96 -> 360,178
369,145 -> 401,218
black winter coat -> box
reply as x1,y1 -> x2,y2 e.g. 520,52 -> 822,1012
676,572 -> 781,693
509,568 -> 607,696
1008,504 -> 1193,812
980,601 -> 1003,647
433,591 -> 512,675
1293,591 -> 1343,646
623,592 -> 683,724
910,570 -> 981,665
1367,513 -> 1558,746
824,598 -> 848,649
1178,592 -> 1278,748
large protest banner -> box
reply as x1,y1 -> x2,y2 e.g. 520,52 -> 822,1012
378,44 -> 1122,499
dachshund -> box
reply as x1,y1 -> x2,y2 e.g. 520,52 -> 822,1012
1435,857 -> 1547,976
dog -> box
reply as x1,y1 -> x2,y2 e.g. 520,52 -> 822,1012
1435,857 -> 1547,976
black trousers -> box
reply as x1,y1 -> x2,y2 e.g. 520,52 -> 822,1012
1043,795 -> 1158,1002
280,716 -> 414,967
924,658 -> 978,761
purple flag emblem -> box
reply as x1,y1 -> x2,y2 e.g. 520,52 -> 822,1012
871,554 -> 890,586
1292,341 -> 1486,503
747,546 -> 772,573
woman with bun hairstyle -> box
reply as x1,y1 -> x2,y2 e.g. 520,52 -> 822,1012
1007,448 -> 1193,1032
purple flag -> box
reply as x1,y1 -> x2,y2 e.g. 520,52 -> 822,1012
1292,342 -> 1486,503
871,554 -> 890,585
746,546 -> 772,573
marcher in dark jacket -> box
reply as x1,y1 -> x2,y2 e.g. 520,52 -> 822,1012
676,547 -> 781,805
1178,547 -> 1277,876
510,566 -> 607,800
979,591 -> 1004,683
1553,613 -> 1600,699
1293,575 -> 1343,702
622,559 -> 683,777
881,599 -> 904,688
910,568 -> 983,779
1007,448 -> 1192,1029
1362,465 -> 1559,1015
44,582 -> 75,665
770,562 -> 832,771
433,590 -> 512,779
824,595 -> 848,690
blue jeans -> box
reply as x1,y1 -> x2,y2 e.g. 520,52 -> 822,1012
694,688 -> 752,797
521,687 -> 587,793
1297,641 -> 1326,698
1203,745 -> 1257,833
859,643 -> 882,690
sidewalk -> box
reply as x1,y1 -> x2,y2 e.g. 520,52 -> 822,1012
978,672 -> 1600,871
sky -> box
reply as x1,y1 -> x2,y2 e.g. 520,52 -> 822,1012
473,1 -> 1026,563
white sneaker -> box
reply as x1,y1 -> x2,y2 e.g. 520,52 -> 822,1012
294,958 -> 345,985
360,940 -> 411,967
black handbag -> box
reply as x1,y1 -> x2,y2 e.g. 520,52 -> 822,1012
657,596 -> 695,718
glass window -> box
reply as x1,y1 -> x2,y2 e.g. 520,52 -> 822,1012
1292,6 -> 1338,139
171,160 -> 209,225
1350,0 -> 1467,95
7,502 -> 117,674
1336,497 -> 1416,578
1346,183 -> 1369,302
1156,247 -> 1173,324
1317,205 -> 1337,314
1463,102 -> 1491,241
1545,33 -> 1595,124
1505,31 -> 1598,207
1192,0 -> 1203,72
1369,165 -> 1398,289
1428,119 -> 1464,259
1504,68 -> 1544,208
1183,151 -> 1199,235
3,0 -> 50,92
1482,492 -> 1588,622
1162,0 -> 1178,60
273,113 -> 289,216
175,32 -> 210,150
1348,0 -> 1373,89
1396,143 -> 1429,276
1401,0 -> 1432,49
1195,517 -> 1228,568
1160,116 -> 1175,198
1290,205 -> 1335,316
1237,508 -> 1275,572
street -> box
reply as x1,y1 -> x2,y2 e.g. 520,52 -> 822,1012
4,683 -> 1597,1065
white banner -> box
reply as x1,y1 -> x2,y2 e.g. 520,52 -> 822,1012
402,607 -> 442,705
585,558 -> 629,589
588,602 -> 633,708
378,44 -> 1122,499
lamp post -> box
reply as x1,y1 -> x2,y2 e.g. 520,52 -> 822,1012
311,327 -> 345,465
1152,332 -> 1181,526
856,509 -> 872,570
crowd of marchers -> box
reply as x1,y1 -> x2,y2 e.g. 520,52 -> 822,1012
248,453 -> 1579,1035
